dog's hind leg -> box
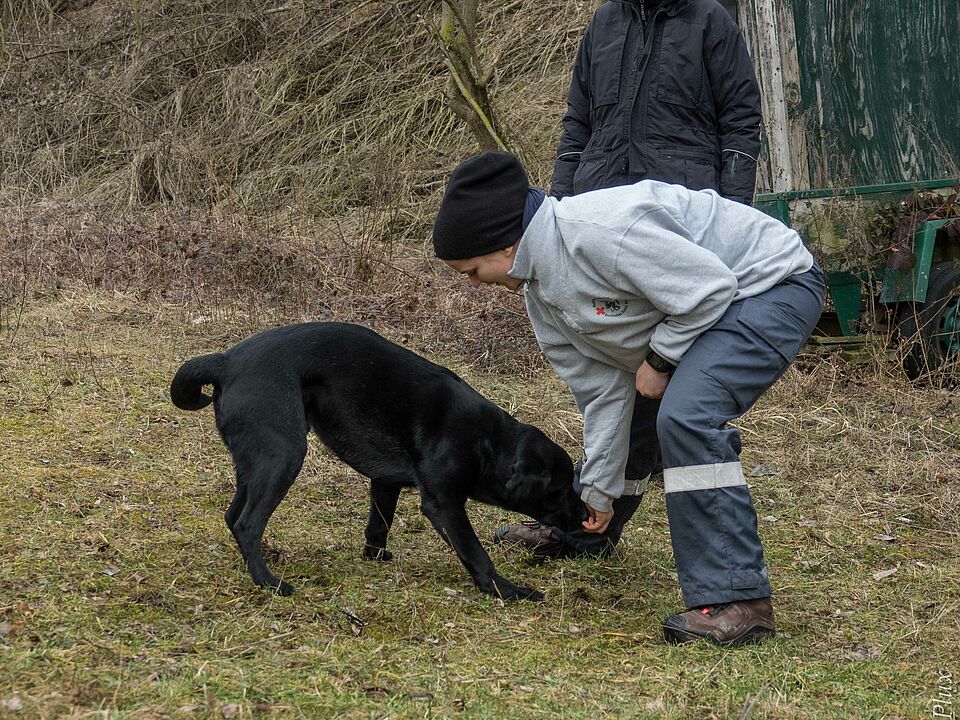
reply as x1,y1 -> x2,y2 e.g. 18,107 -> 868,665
224,483 -> 247,531
419,489 -> 544,602
363,480 -> 401,561
227,434 -> 307,596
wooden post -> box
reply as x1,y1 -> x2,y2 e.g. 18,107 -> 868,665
752,0 -> 794,192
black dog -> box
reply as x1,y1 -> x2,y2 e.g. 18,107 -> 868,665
169,322 -> 583,601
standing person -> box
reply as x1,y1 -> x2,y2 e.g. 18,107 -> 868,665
433,152 -> 823,645
552,0 -> 762,204
498,0 -> 764,556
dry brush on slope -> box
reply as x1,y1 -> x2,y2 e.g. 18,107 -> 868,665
1,0 -> 593,216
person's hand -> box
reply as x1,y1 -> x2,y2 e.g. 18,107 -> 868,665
636,361 -> 670,399
582,504 -> 614,534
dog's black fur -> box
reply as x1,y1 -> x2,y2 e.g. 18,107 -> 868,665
170,322 -> 583,601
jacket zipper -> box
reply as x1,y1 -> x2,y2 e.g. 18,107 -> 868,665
623,5 -> 665,174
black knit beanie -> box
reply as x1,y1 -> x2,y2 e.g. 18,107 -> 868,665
433,151 -> 529,260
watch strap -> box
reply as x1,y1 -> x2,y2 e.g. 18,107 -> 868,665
645,349 -> 676,374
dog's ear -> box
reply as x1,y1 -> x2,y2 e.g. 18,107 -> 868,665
505,466 -> 522,496
505,455 -> 529,496
504,427 -> 527,496
506,462 -> 551,499
505,428 -> 551,498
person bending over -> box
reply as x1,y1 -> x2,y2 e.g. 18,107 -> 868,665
432,151 -> 824,646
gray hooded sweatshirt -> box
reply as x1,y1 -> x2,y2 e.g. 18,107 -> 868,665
508,179 -> 813,512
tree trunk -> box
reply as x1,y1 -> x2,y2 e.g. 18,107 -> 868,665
437,0 -> 513,153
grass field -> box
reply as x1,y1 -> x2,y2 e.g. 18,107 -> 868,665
1,289 -> 958,719
3,0 -> 959,716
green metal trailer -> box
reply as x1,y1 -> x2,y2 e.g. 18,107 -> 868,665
755,181 -> 960,379
733,0 -> 960,378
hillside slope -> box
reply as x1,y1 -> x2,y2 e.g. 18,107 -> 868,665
1,0 -> 594,216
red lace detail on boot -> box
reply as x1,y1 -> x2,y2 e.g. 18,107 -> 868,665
698,605 -> 728,617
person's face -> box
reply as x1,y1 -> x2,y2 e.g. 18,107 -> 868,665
444,245 -> 522,291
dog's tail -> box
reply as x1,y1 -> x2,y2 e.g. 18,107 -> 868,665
170,353 -> 227,411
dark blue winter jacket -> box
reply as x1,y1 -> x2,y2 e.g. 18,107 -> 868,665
550,0 -> 762,204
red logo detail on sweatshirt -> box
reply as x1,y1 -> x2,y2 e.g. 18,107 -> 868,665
592,297 -> 627,317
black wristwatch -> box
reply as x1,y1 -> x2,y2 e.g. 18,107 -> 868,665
645,349 -> 677,375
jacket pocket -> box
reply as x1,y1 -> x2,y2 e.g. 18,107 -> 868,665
658,148 -> 719,190
683,156 -> 719,190
656,21 -> 704,109
573,150 -> 607,194
589,19 -> 626,108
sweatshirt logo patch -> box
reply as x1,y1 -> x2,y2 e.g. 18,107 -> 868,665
592,297 -> 627,317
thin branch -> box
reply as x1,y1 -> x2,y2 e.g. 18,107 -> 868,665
439,0 -> 487,89
443,58 -> 508,151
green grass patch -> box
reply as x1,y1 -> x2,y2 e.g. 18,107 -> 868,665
1,293 -> 958,718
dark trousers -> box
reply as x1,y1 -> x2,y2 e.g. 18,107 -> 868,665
660,265 -> 824,607
555,394 -> 661,556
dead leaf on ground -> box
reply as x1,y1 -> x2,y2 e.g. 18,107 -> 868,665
873,567 -> 899,581
0,696 -> 23,712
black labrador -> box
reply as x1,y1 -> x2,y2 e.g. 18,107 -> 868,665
169,322 -> 583,601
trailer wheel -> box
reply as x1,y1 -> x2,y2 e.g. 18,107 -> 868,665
898,260 -> 960,381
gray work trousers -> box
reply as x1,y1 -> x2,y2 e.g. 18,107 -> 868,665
557,266 -> 824,609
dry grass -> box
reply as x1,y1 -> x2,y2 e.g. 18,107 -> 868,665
0,0 -> 599,371
0,203 -> 548,385
2,2 -> 960,717
1,0 -> 593,215
1,290 -> 958,718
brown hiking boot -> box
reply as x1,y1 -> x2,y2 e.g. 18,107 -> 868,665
492,520 -> 564,556
662,597 -> 776,647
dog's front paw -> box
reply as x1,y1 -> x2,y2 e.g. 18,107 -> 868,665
363,545 -> 393,561
263,579 -> 295,596
507,586 -> 545,602
488,578 -> 544,602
